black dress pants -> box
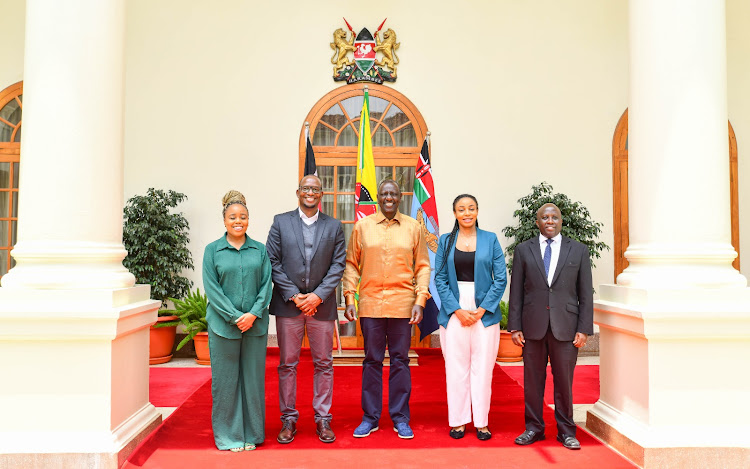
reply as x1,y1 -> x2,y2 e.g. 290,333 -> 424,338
522,325 -> 578,437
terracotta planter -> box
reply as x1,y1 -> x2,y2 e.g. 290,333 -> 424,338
193,331 -> 210,365
497,330 -> 523,362
149,315 -> 178,365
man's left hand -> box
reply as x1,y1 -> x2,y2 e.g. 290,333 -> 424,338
410,305 -> 424,325
573,332 -> 588,348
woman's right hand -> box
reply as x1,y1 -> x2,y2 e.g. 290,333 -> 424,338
454,309 -> 477,327
236,313 -> 257,332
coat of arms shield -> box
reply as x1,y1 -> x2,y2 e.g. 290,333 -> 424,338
353,28 -> 376,74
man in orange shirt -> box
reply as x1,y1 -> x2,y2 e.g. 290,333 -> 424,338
343,179 -> 431,440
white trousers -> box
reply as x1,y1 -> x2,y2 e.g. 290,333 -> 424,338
440,281 -> 501,428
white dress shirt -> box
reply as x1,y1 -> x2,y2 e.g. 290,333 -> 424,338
538,233 -> 562,285
298,207 -> 319,226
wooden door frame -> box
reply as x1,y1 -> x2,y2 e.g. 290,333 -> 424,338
612,109 -> 740,279
0,81 -> 22,279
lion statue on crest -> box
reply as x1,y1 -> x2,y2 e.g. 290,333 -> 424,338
374,28 -> 400,77
330,28 -> 355,75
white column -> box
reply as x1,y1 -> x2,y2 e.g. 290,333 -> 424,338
588,1 -> 750,467
0,1 -> 161,467
618,0 -> 746,289
0,0 -> 135,290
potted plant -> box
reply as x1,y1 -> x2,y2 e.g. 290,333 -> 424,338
149,314 -> 181,364
168,289 -> 210,365
122,188 -> 194,364
497,300 -> 523,362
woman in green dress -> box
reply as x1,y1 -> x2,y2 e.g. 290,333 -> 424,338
203,190 -> 272,452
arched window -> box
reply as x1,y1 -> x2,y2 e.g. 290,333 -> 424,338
300,84 -> 429,347
612,109 -> 740,279
0,81 -> 22,279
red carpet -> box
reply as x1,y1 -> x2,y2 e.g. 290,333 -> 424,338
128,349 -> 632,468
501,364 -> 600,404
149,367 -> 212,407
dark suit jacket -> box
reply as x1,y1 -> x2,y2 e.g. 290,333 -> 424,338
266,209 -> 346,321
507,235 -> 594,341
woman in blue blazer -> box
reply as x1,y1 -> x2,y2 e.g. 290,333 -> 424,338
435,194 -> 507,441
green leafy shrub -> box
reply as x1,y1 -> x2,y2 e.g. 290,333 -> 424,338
166,289 -> 208,351
499,300 -> 509,330
123,188 -> 194,308
502,182 -> 609,274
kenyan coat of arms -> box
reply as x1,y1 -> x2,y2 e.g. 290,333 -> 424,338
330,18 -> 399,84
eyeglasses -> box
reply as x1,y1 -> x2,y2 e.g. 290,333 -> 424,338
299,186 -> 322,194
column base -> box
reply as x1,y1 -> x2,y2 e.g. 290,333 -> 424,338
0,408 -> 161,469
1,240 -> 136,289
592,284 -> 750,468
587,405 -> 750,468
0,285 -> 161,465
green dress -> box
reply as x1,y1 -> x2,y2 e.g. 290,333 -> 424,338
203,234 -> 272,449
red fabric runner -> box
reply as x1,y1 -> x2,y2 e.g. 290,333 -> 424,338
500,364 -> 600,404
130,349 -> 629,468
149,367 -> 212,407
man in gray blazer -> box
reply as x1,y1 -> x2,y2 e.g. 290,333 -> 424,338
267,174 -> 346,444
508,203 -> 593,450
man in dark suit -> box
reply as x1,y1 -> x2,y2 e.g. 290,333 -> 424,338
508,203 -> 593,450
266,175 -> 346,444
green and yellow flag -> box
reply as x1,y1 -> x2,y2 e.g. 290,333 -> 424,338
355,88 -> 378,219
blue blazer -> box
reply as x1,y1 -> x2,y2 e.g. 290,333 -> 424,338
434,228 -> 508,328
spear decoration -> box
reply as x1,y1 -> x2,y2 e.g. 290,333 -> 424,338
343,17 -> 354,33
376,18 -> 387,34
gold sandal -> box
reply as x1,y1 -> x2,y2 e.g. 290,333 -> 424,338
229,446 -> 244,453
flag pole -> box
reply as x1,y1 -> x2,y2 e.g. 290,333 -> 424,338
304,118 -> 339,350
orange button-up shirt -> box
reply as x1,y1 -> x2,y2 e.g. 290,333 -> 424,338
343,210 -> 431,318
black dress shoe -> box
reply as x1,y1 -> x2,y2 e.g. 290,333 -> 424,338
476,428 -> 492,441
557,434 -> 581,450
449,427 -> 465,439
514,429 -> 545,445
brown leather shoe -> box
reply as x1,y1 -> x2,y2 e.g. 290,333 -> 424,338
316,420 -> 336,443
277,420 -> 297,444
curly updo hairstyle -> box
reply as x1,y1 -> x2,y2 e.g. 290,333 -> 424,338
222,190 -> 248,216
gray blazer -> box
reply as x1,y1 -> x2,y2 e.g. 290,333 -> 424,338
266,209 -> 346,321
507,236 -> 594,341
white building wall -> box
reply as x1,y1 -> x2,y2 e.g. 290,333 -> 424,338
120,0 -> 628,300
1,0 -> 748,303
727,0 -> 750,279
0,1 -> 24,87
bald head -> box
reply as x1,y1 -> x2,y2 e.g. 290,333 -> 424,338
536,203 -> 562,239
297,174 -> 323,214
299,174 -> 322,187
